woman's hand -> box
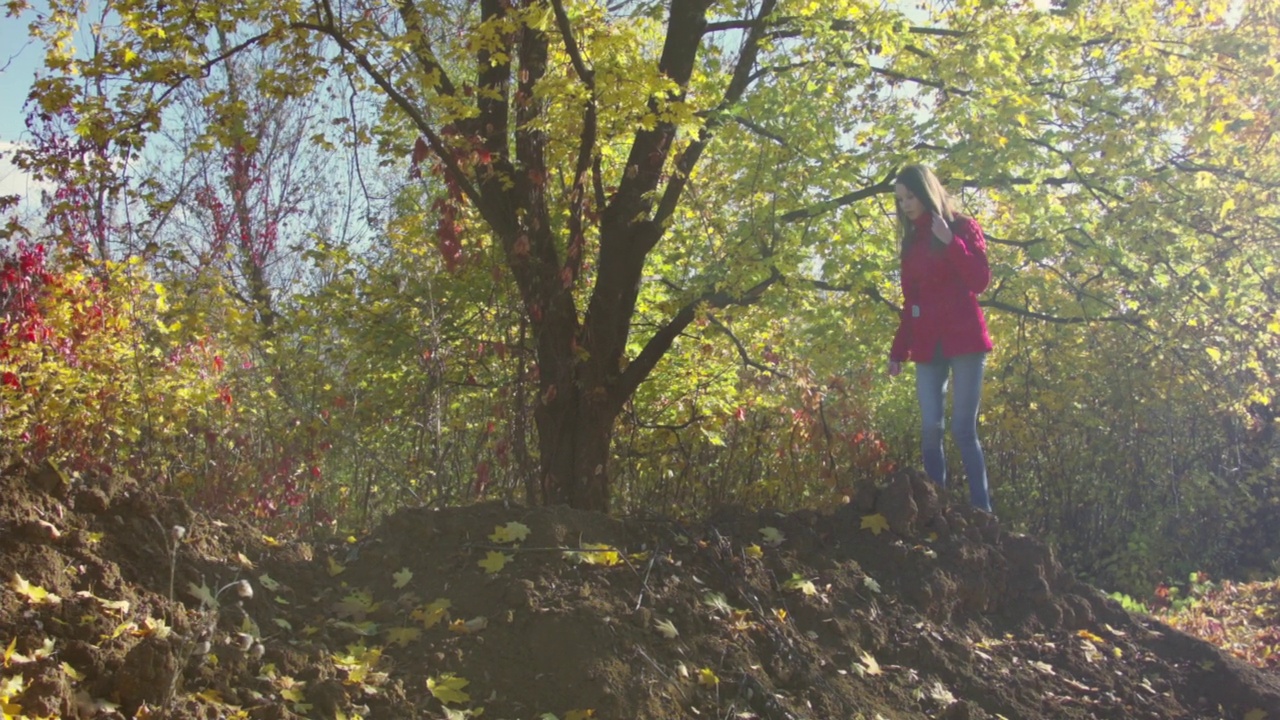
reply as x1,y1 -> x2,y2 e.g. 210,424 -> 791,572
888,360 -> 902,377
931,213 -> 953,244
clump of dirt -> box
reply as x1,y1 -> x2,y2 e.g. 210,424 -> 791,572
2,462 -> 1279,719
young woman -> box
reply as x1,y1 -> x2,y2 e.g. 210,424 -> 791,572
887,165 -> 994,513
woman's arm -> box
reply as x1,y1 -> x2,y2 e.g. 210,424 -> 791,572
947,217 -> 991,294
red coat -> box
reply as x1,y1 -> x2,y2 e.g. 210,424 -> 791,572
890,213 -> 993,363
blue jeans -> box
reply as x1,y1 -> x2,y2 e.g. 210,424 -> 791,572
915,352 -> 991,512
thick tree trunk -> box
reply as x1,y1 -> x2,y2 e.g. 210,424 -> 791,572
534,381 -> 616,512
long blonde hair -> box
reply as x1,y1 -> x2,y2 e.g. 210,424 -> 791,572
896,164 -> 959,258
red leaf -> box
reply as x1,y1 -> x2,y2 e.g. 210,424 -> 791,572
410,137 -> 430,179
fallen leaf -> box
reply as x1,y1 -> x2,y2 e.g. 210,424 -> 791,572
1077,629 -> 1105,644
384,626 -> 422,646
273,618 -> 293,631
236,552 -> 255,569
392,567 -> 413,589
1244,709 -> 1267,720
1102,623 -> 1127,637
702,592 -> 733,616
258,574 -> 282,592
489,521 -> 531,544
61,662 -> 85,681
564,543 -> 621,566
334,590 -> 381,618
860,513 -> 890,536
744,544 -> 764,560
411,598 -> 452,629
863,575 -> 882,594
331,620 -> 380,636
859,651 -> 882,676
478,551 -> 511,574
653,619 -> 679,639
773,608 -> 788,622
697,668 -> 719,687
280,683 -> 306,703
11,574 -> 60,605
427,674 -> 471,705
783,574 -> 818,596
262,534 -> 281,547
448,616 -> 488,634
195,689 -> 224,703
759,527 -> 785,547
327,557 -> 346,577
187,581 -> 217,609
1028,659 -> 1054,674
565,711 -> 595,720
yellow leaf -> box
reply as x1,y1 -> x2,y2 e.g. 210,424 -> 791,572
1244,709 -> 1267,720
576,544 -> 621,566
384,626 -> 422,646
0,674 -> 22,698
1205,347 -> 1222,362
195,689 -> 224,703
427,674 -> 471,705
327,557 -> 346,577
448,616 -> 488,634
860,514 -> 890,536
773,608 -> 788,622
3,638 -> 15,667
488,521 -> 531,544
392,568 -> 413,589
236,553 -> 255,569
697,668 -> 719,687
478,551 -> 511,574
106,621 -> 137,640
744,544 -> 764,560
60,661 -> 85,681
262,535 -> 281,547
783,575 -> 818,595
411,598 -> 452,629
1077,629 -> 1105,644
859,651 -> 882,676
759,527 -> 785,546
11,574 -> 61,605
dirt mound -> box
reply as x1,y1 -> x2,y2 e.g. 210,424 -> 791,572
2,463 -> 1279,719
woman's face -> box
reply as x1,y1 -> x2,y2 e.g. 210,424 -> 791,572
895,183 -> 925,220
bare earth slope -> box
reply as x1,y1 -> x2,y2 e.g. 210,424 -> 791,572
2,463 -> 1278,719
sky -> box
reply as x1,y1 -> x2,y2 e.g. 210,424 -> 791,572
1,7 -> 47,213
1,9 -> 40,144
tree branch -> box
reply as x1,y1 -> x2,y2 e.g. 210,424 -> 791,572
651,0 -> 778,234
397,0 -> 458,97
551,0 -> 597,284
294,21 -> 482,209
707,314 -> 790,378
616,267 -> 782,405
778,171 -> 895,223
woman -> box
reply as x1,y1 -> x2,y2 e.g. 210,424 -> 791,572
887,165 -> 994,513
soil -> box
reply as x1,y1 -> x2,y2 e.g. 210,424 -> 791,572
3,461 -> 1279,719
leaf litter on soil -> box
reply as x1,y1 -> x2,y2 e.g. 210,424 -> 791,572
2,464 -> 1280,719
